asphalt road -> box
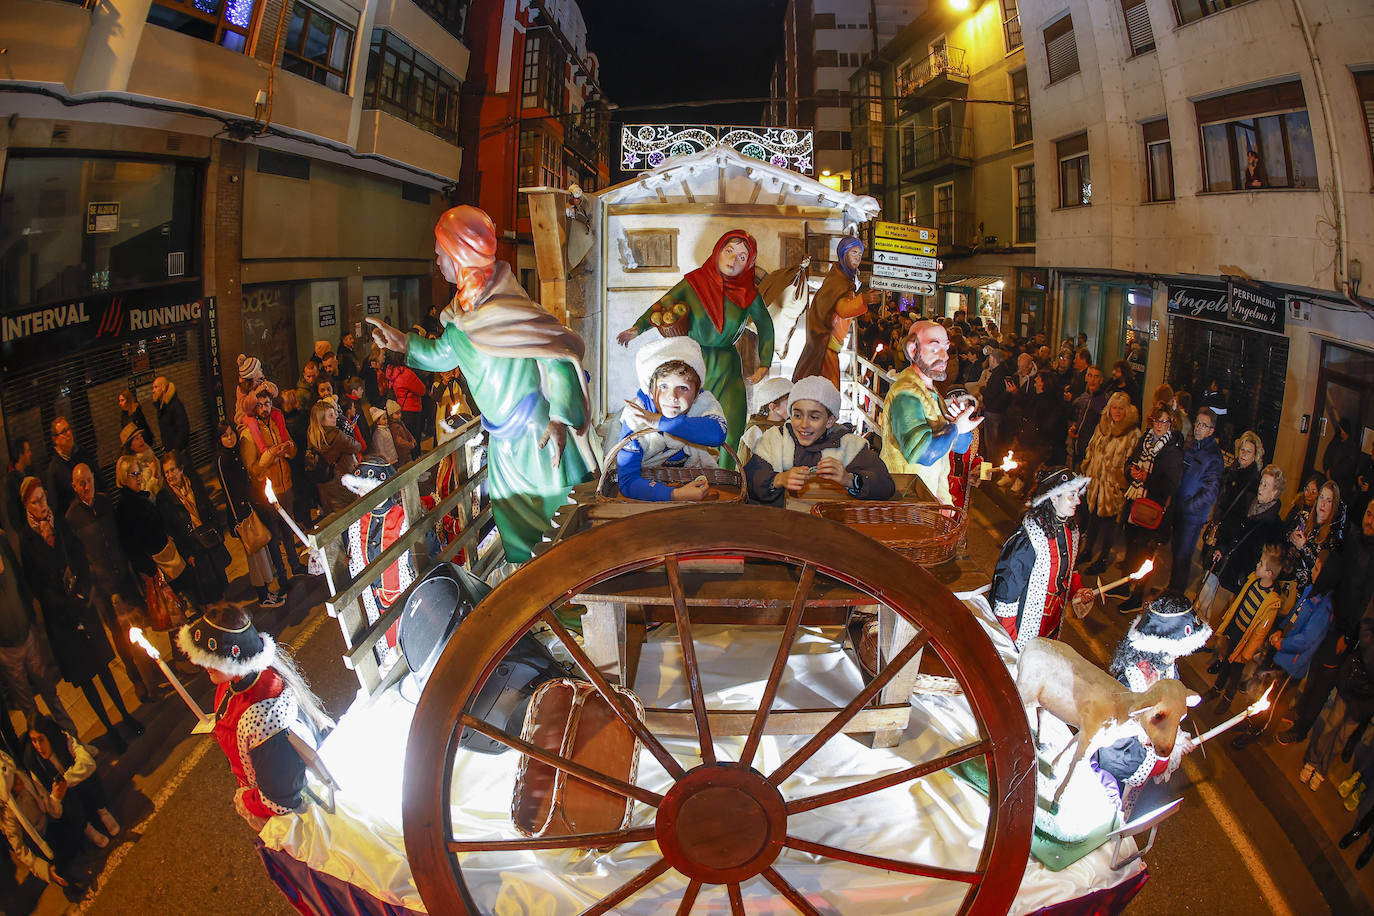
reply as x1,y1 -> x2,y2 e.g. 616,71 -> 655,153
9,486 -> 1364,915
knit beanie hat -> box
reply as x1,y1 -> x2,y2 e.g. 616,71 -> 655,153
788,376 -> 841,418
237,354 -> 262,380
634,337 -> 707,394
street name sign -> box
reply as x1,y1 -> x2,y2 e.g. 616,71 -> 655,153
873,263 -> 938,282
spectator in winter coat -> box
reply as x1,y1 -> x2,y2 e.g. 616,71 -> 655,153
1207,464 -> 1286,624
1301,590 -> 1374,790
1079,392 -> 1141,575
46,417 -> 98,518
0,534 -> 78,736
1286,472 -> 1324,531
381,352 -> 426,447
151,376 -> 190,461
239,389 -> 306,581
117,390 -> 155,452
216,423 -> 284,609
1206,544 -> 1288,712
1171,407 -> 1224,590
1066,367 -> 1108,471
1116,410 -> 1185,613
4,436 -> 34,545
1288,479 -> 1347,591
1208,431 -> 1264,546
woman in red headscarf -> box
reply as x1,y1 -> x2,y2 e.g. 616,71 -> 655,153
617,230 -> 775,467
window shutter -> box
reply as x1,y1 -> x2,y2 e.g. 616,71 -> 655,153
1195,80 -> 1306,124
1142,118 -> 1170,144
1121,0 -> 1154,54
1057,132 -> 1089,158
1044,16 -> 1079,83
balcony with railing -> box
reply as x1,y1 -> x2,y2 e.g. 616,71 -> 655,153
898,47 -> 970,108
914,211 -> 980,252
564,118 -> 602,170
900,126 -> 974,181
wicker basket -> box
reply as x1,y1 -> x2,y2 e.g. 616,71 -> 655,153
655,314 -> 690,338
810,500 -> 966,566
598,428 -> 745,504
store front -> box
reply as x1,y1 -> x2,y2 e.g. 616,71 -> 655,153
1163,279 -> 1289,456
1301,341 -> 1374,485
1056,274 -> 1154,371
1014,268 -> 1048,339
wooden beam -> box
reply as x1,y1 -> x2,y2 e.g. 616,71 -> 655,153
679,180 -> 695,204
642,705 -> 910,737
525,188 -> 569,325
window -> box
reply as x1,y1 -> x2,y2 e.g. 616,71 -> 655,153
147,0 -> 262,52
1173,0 -> 1252,27
900,192 -> 918,225
1353,71 -> 1374,180
1001,0 -> 1023,51
0,156 -> 202,311
1010,69 -> 1032,145
1043,14 -> 1079,84
1015,164 -> 1035,243
521,28 -> 567,114
519,131 -> 562,202
837,52 -> 861,68
934,182 -> 954,242
411,0 -> 468,42
1143,119 -> 1174,201
1196,81 -> 1318,191
1057,133 -> 1091,207
283,3 -> 354,92
1121,0 -> 1155,55
363,31 -> 461,142
900,123 -> 917,172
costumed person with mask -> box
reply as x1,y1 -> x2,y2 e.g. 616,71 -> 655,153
991,467 -> 1097,652
879,321 -> 982,505
617,229 -> 776,467
1109,591 -> 1212,693
614,337 -> 727,502
368,206 -> 595,564
791,236 -> 881,387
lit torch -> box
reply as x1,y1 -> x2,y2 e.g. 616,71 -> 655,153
264,478 -> 310,547
1000,451 -> 1018,472
1096,558 -> 1154,601
129,627 -> 214,733
1193,684 -> 1274,746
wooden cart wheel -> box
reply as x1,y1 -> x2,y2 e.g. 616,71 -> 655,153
404,504 -> 1034,915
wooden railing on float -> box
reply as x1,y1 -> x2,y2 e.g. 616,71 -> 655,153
843,347 -> 895,440
305,418 -> 501,696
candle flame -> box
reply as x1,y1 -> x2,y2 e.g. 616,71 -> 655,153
129,627 -> 160,660
264,478 -> 278,505
1131,559 -> 1154,580
1000,450 -> 1018,472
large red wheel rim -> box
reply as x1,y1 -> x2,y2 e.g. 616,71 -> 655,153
403,504 -> 1035,915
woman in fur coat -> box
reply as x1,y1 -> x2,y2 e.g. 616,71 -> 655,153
1079,392 -> 1140,575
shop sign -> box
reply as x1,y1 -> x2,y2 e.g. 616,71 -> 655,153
1167,279 -> 1285,334
86,202 -> 120,233
0,281 -> 204,372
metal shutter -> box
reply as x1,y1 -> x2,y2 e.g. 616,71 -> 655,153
1123,0 -> 1154,55
1045,26 -> 1079,83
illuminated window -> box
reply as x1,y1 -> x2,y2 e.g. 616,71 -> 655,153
283,3 -> 354,92
1057,133 -> 1090,207
1173,0 -> 1253,27
1143,119 -> 1174,201
521,28 -> 567,114
363,31 -> 461,142
1196,81 -> 1317,191
147,0 -> 262,53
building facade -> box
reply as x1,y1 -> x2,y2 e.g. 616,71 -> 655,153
852,0 -> 1041,333
0,0 -> 468,479
1017,0 -> 1374,491
458,0 -> 609,293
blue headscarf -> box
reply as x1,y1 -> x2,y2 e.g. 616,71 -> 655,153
836,237 -> 864,279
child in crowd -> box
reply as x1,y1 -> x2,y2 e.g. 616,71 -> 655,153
615,338 -> 727,502
738,376 -> 792,465
1206,544 -> 1287,713
744,375 -> 895,507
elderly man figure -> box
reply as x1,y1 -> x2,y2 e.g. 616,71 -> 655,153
369,205 -> 595,563
46,417 -> 98,517
65,463 -> 157,701
879,320 -> 982,504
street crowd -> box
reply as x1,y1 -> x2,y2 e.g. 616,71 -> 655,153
856,305 -> 1374,868
0,323 -> 473,891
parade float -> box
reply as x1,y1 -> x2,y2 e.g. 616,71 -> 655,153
147,159 -> 1265,916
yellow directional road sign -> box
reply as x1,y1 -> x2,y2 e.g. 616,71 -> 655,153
872,236 -> 938,257
874,220 -> 938,243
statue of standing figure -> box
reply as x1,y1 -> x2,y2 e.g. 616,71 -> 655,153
368,206 -> 595,564
617,230 -> 775,468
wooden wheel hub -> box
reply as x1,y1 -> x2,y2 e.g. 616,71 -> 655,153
655,764 -> 786,884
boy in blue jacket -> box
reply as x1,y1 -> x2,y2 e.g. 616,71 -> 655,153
614,337 -> 728,502
1231,551 -> 1334,749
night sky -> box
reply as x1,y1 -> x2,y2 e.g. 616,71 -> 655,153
577,0 -> 788,127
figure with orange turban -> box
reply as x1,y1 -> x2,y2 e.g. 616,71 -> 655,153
616,230 -> 775,467
368,206 -> 595,563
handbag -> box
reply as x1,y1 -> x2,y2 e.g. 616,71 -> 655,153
143,571 -> 189,631
236,510 -> 272,554
1129,497 -> 1167,530
151,539 -> 186,581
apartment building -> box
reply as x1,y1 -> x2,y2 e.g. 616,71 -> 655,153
1017,0 -> 1374,485
0,0 -> 470,477
851,0 -> 1042,334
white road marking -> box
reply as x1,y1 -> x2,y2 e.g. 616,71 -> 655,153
1067,616 -> 1295,916
71,608 -> 334,912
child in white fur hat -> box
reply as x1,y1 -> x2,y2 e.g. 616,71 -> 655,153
738,375 -> 792,465
744,375 -> 895,507
615,337 -> 728,501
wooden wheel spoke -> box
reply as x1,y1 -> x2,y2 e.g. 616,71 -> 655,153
459,714 -> 663,807
769,630 -> 931,786
540,609 -> 688,780
447,826 -> 656,853
578,857 -> 671,916
784,835 -> 981,885
676,879 -> 702,916
666,557 -> 715,765
785,739 -> 989,815
761,866 -> 827,916
728,882 -> 746,916
741,562 -> 816,769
